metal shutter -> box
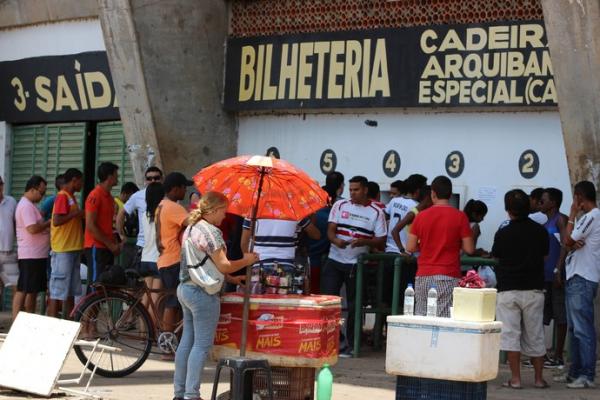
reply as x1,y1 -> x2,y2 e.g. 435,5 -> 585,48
95,121 -> 135,196
10,123 -> 86,198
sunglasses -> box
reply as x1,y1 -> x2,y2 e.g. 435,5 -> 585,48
145,175 -> 161,182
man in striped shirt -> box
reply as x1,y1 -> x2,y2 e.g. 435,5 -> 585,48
322,175 -> 387,357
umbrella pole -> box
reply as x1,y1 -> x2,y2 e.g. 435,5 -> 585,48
240,167 -> 266,357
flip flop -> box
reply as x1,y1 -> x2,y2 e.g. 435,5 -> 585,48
534,380 -> 550,389
502,380 -> 523,389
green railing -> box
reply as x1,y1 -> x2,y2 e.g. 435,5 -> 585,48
352,254 -> 498,357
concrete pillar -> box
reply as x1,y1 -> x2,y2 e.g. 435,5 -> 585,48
541,0 -> 600,185
541,0 -> 600,358
99,0 -> 237,183
98,0 -> 163,185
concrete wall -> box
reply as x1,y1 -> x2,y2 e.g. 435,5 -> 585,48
0,0 -> 98,28
238,111 -> 571,250
0,19 -> 105,61
129,0 -> 237,175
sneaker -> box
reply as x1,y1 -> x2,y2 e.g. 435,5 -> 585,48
544,357 -> 565,369
567,376 -> 595,389
522,360 -> 533,368
553,373 -> 574,383
338,349 -> 354,358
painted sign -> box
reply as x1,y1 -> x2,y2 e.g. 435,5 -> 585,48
224,20 -> 556,110
0,51 -> 119,123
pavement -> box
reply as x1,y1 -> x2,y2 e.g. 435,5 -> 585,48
0,311 -> 598,400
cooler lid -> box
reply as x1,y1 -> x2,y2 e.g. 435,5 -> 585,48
387,315 -> 502,332
221,293 -> 342,307
453,287 -> 498,294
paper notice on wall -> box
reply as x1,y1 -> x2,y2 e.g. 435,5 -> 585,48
477,187 -> 497,205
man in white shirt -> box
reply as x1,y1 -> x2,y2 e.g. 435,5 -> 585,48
557,181 -> 600,389
322,176 -> 387,357
116,167 -> 163,264
0,176 -> 18,298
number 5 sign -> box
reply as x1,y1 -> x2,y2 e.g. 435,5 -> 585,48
320,149 -> 337,175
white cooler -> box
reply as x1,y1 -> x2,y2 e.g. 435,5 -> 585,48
386,315 -> 502,382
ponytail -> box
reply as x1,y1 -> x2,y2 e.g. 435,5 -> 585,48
188,191 -> 229,225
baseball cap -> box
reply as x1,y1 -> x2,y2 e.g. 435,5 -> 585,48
163,172 -> 194,192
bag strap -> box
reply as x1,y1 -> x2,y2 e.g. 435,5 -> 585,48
184,222 -> 211,269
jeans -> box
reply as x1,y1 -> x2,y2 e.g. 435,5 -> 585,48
321,258 -> 356,349
174,283 -> 220,399
566,275 -> 598,381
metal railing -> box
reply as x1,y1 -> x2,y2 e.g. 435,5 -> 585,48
353,254 -> 498,357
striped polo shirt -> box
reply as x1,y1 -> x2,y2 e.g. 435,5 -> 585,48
243,217 -> 311,264
328,199 -> 387,265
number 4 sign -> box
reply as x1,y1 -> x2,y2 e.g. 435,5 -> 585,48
382,150 -> 401,177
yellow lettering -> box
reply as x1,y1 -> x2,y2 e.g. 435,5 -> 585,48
328,41 -> 344,99
465,27 -> 487,51
278,43 -> 298,100
238,46 -> 255,102
313,42 -> 330,99
56,75 -> 79,111
84,72 -> 111,108
421,56 -> 444,79
420,29 -> 438,54
439,30 -> 465,52
520,24 -> 545,48
297,42 -> 313,99
445,54 -> 463,78
343,40 -> 361,98
262,45 -> 277,101
368,39 -> 390,97
419,80 -> 431,103
489,26 -> 510,50
35,76 -> 54,112
254,45 -> 265,100
362,39 -> 371,96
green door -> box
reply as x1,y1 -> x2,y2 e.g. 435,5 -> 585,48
95,121 -> 135,197
10,123 -> 87,198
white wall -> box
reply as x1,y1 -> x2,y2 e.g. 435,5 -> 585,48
238,111 -> 572,250
0,19 -> 105,62
0,19 -> 105,186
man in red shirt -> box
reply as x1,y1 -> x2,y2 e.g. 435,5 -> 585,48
84,162 -> 120,284
407,175 -> 474,317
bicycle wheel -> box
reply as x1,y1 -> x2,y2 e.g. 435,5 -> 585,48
73,292 -> 153,378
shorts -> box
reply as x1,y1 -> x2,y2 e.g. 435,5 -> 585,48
139,261 -> 159,278
49,251 -> 83,300
17,258 -> 47,293
84,247 -> 114,284
543,282 -> 567,325
496,290 -> 545,357
414,275 -> 460,318
0,251 -> 19,286
159,263 -> 180,308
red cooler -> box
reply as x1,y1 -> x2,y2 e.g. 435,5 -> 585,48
212,294 -> 341,367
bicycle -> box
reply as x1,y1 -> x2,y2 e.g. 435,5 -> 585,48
70,277 -> 183,378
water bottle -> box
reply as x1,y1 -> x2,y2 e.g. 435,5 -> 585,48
317,363 -> 333,400
403,284 -> 415,316
427,285 -> 438,317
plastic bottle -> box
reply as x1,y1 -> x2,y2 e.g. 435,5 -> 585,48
250,266 -> 261,294
403,284 -> 415,316
426,285 -> 438,317
317,363 -> 333,400
278,267 -> 288,295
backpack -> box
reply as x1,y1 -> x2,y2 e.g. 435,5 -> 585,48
123,210 -> 139,238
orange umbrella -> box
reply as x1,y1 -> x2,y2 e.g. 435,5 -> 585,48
193,155 -> 328,221
193,155 -> 329,356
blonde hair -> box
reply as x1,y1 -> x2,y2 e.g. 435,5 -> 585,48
189,191 -> 229,225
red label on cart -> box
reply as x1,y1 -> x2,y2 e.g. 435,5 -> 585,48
214,294 -> 341,359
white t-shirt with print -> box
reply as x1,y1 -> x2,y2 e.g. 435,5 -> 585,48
384,196 -> 418,253
328,199 -> 387,265
566,207 -> 600,283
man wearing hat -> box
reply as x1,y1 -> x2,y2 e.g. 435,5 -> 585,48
156,172 -> 192,342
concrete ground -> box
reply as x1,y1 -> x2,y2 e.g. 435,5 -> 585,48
0,312 -> 598,400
